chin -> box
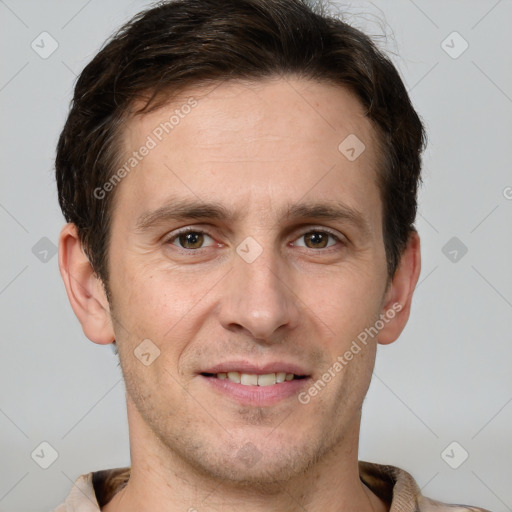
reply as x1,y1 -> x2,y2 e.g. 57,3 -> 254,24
176,431 -> 327,490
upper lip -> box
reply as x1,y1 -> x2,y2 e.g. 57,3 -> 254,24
200,360 -> 310,376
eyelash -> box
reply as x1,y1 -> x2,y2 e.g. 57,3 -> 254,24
164,227 -> 345,252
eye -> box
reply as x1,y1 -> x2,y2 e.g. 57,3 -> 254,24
167,229 -> 215,250
293,230 -> 341,249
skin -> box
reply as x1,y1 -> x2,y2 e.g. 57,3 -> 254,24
59,77 -> 421,512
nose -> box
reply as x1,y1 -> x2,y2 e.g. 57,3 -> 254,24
217,244 -> 301,343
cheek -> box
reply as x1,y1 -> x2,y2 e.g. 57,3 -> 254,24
109,263 -> 211,374
310,267 -> 385,329
110,255 -> 186,328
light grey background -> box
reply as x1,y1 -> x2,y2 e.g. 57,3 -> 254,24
1,1 -> 511,511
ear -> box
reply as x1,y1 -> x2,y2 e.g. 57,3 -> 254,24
377,231 -> 421,345
58,223 -> 115,345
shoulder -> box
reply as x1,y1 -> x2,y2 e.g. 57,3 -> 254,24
418,495 -> 493,512
52,467 -> 130,512
93,467 -> 131,508
358,460 -> 493,512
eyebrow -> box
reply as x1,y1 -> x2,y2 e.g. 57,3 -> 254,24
135,199 -> 234,231
134,197 -> 370,235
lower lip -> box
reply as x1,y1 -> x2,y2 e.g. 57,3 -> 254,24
199,375 -> 310,406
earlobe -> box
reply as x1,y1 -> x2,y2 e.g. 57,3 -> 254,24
58,223 -> 115,345
377,231 -> 421,345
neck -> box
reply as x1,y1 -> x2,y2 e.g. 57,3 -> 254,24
102,400 -> 388,512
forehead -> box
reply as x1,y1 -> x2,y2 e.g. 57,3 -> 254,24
115,77 -> 382,230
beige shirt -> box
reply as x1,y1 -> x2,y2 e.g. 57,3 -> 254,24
53,461 -> 491,512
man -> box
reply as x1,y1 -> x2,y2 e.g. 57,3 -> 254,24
53,0 -> 490,510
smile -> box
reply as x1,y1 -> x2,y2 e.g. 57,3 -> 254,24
199,370 -> 311,406
201,372 -> 307,386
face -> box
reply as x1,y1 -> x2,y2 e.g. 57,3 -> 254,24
106,77 -> 391,484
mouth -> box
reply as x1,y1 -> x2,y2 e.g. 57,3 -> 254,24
200,371 -> 308,386
198,363 -> 311,406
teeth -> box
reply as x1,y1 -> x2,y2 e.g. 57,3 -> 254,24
257,373 -> 276,386
220,372 -> 296,385
227,371 -> 241,383
240,373 -> 258,385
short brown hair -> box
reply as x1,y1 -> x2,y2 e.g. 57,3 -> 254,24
55,0 -> 426,288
